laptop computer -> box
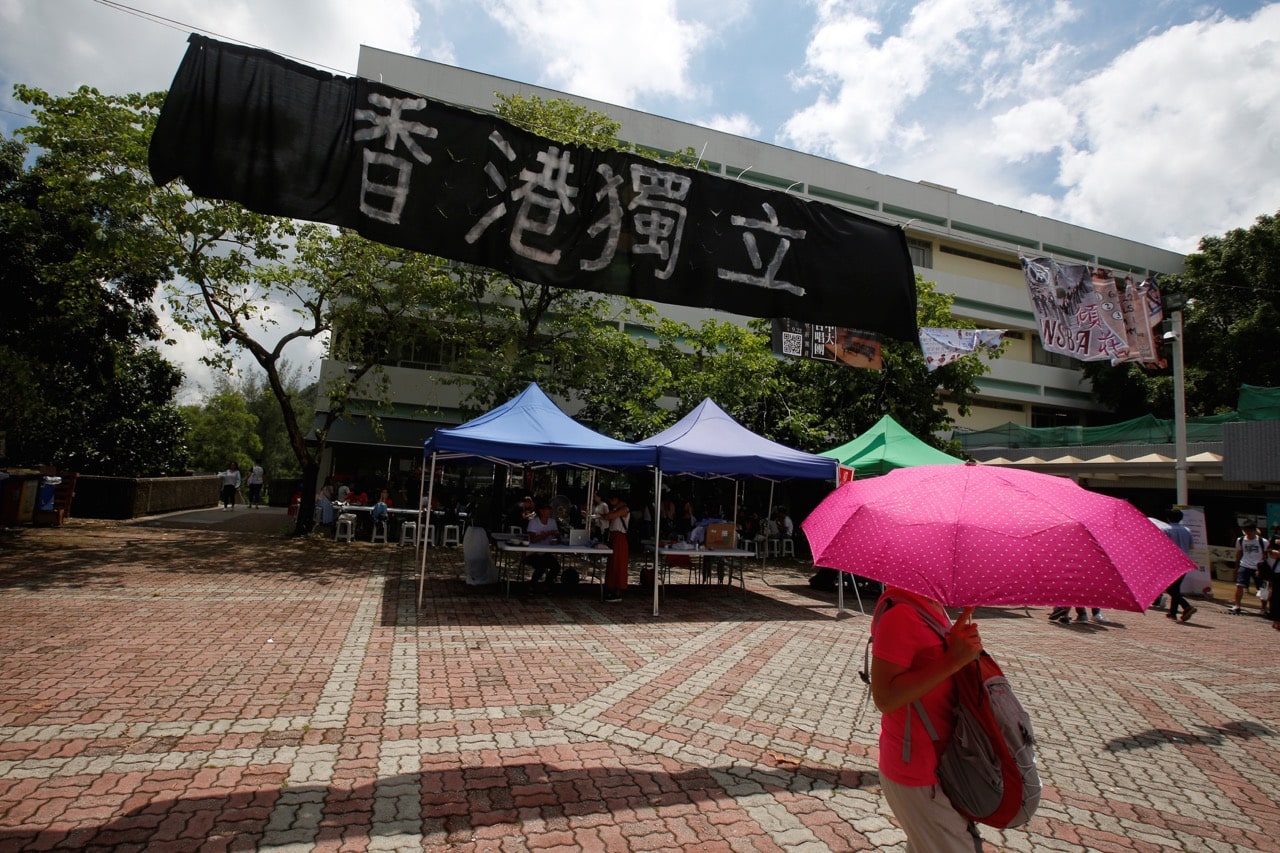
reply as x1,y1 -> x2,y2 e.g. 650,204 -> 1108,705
568,528 -> 592,547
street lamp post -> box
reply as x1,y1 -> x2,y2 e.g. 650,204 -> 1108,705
1167,306 -> 1189,506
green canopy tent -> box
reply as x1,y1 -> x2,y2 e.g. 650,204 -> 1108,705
818,415 -> 962,614
820,414 -> 963,477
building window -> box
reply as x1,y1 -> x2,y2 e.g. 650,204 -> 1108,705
907,237 -> 933,269
1031,335 -> 1077,370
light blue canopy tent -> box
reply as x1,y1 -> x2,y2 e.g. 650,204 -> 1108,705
638,398 -> 837,614
418,383 -> 657,605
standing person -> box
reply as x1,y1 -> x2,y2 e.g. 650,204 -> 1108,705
217,462 -> 240,511
246,460 -> 265,509
601,494 -> 630,602
1162,509 -> 1197,622
870,589 -> 985,851
1229,521 -> 1268,615
1265,526 -> 1280,631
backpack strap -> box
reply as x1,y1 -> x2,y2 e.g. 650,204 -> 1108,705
866,593 -> 953,764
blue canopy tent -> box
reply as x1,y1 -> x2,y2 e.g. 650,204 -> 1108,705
638,398 -> 837,614
418,383 -> 657,606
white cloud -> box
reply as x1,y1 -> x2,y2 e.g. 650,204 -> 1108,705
987,98 -> 1078,163
1048,6 -> 1280,251
782,0 -> 1013,165
783,1 -> 1280,252
479,0 -> 712,106
0,1 -> 419,102
703,112 -> 761,139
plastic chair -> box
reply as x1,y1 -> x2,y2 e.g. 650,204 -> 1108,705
442,524 -> 461,547
398,521 -> 417,546
370,519 -> 389,544
334,514 -> 356,542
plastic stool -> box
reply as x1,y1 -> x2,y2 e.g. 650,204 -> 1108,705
509,525 -> 524,535
780,538 -> 795,557
334,514 -> 355,542
371,519 -> 389,544
425,524 -> 438,547
398,521 -> 417,546
442,524 -> 461,547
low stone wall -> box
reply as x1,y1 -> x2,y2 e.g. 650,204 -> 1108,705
72,476 -> 220,520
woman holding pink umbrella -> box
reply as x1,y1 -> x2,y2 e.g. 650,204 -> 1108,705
870,589 -> 985,850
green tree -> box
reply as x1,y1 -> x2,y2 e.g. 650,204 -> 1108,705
646,276 -> 993,453
1085,210 -> 1280,418
1,99 -> 188,476
10,85 -> 456,532
180,391 -> 262,474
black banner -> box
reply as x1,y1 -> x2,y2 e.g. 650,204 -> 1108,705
149,35 -> 918,340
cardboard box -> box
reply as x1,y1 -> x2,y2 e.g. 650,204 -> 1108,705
705,522 -> 736,550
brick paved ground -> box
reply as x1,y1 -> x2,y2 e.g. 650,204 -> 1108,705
1,509 -> 1278,852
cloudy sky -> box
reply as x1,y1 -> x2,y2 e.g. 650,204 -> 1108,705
3,0 -> 1279,400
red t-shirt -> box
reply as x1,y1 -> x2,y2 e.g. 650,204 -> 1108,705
872,592 -> 957,786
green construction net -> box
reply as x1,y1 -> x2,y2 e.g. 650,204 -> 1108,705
955,385 -> 1279,450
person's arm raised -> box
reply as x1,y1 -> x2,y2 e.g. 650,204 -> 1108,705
870,607 -> 981,714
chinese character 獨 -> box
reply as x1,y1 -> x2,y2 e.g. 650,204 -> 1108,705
628,165 -> 691,279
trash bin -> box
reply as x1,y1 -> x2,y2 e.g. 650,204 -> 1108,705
37,476 -> 61,511
0,472 -> 41,525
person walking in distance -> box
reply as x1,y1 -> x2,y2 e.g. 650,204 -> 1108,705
217,462 -> 241,511
246,460 -> 265,509
1229,521 -> 1268,614
1162,509 -> 1197,623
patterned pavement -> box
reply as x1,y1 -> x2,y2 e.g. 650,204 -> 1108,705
1,511 -> 1278,852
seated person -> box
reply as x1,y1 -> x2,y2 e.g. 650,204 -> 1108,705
523,502 -> 562,592
371,490 -> 390,525
773,508 -> 794,540
315,485 -> 336,527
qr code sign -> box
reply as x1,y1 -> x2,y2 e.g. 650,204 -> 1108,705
781,331 -> 803,356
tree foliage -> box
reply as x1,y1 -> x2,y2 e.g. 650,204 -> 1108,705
180,391 -> 261,474
0,89 -> 188,475
1085,209 -> 1280,418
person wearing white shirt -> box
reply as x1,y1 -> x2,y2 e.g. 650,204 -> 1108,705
523,503 -> 562,593
217,462 -> 241,511
246,461 -> 265,508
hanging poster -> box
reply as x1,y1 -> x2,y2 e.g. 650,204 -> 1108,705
1023,257 -> 1165,366
771,319 -> 883,369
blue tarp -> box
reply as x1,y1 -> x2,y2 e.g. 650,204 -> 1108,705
638,398 -> 837,480
423,383 -> 657,468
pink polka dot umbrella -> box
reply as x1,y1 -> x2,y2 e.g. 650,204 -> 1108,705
801,462 -> 1196,611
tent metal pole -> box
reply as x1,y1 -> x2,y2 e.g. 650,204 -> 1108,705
652,467 -> 662,617
417,453 -> 437,609
762,481 -> 774,574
